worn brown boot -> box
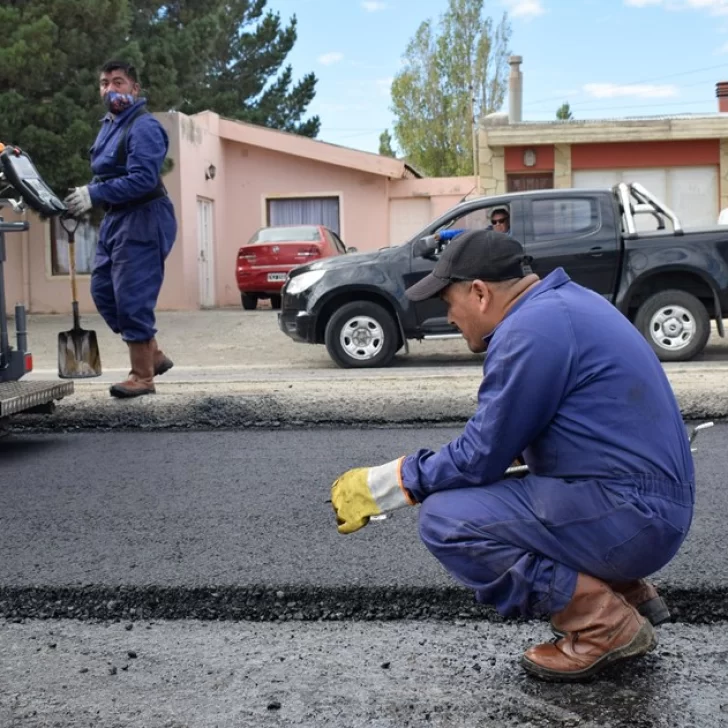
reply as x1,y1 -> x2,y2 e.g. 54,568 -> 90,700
522,573 -> 657,682
110,341 -> 156,398
151,338 -> 174,377
551,578 -> 670,637
611,579 -> 670,626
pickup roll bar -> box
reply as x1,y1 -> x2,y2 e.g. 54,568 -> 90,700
616,182 -> 683,237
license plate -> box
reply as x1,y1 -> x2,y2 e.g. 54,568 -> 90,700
267,273 -> 287,282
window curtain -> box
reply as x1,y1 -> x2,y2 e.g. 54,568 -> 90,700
268,197 -> 340,234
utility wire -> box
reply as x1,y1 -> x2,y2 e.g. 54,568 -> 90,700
523,62 -> 728,109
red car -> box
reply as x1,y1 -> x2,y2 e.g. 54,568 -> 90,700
236,225 -> 352,310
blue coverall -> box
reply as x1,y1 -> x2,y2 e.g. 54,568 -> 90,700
402,268 -> 694,619
87,99 -> 177,342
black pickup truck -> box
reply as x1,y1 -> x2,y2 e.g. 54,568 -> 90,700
278,182 -> 728,368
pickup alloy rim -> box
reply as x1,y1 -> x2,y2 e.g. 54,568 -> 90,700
339,315 -> 384,361
648,304 -> 696,352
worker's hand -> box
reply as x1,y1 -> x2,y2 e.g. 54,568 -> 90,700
331,457 -> 414,534
63,186 -> 92,217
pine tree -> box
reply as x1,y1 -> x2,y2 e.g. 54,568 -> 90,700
556,102 -> 573,120
378,130 -> 396,157
133,1 -> 320,136
0,0 -> 135,195
0,0 -> 319,194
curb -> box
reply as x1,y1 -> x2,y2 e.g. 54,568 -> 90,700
9,381 -> 728,431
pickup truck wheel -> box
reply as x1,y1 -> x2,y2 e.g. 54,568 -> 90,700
324,301 -> 398,368
270,295 -> 282,310
241,293 -> 258,311
634,289 -> 710,362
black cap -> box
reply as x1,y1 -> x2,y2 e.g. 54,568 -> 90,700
405,229 -> 531,302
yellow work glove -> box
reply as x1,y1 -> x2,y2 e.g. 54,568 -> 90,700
331,457 -> 415,534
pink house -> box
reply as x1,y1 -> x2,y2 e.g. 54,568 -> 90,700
2,111 -> 475,313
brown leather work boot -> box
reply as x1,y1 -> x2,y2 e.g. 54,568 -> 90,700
151,337 -> 174,377
551,577 -> 670,637
110,341 -> 156,398
522,573 -> 657,682
611,579 -> 671,626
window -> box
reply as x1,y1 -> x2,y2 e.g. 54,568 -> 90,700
50,218 -> 98,276
250,226 -> 321,243
267,197 -> 340,235
440,205 -> 509,234
329,230 -> 347,254
531,198 -> 599,241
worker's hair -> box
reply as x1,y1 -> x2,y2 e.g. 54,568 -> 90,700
100,60 -> 139,84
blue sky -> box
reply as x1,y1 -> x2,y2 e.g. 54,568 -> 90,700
271,0 -> 728,155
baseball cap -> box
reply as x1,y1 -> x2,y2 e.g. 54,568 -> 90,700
405,229 -> 532,302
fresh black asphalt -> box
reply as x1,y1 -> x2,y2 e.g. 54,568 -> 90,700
1,424 -> 726,623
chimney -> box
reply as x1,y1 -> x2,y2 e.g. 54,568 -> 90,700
508,55 -> 523,123
717,82 -> 728,113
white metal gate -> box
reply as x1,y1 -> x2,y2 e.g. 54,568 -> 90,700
389,198 -> 432,246
197,198 -> 215,308
573,166 -> 718,229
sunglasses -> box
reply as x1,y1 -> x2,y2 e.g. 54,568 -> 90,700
491,218 -> 508,225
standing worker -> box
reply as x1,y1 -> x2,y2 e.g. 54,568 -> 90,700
64,60 -> 177,398
330,230 -> 694,682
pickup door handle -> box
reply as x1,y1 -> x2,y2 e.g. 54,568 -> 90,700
588,246 -> 604,258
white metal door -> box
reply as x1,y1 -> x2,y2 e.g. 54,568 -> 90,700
389,198 -> 432,246
197,198 -> 215,308
573,166 -> 718,229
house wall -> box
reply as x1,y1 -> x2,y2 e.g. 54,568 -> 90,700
158,112 -> 225,311
570,139 -> 719,169
4,112 -> 477,313
216,140 -> 391,307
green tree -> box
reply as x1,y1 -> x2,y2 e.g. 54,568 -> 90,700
0,0 -> 319,195
378,129 -> 396,157
0,0 -> 136,195
131,0 -> 319,137
556,102 -> 573,120
390,0 -> 511,177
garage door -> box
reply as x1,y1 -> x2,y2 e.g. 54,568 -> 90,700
389,198 -> 432,246
573,166 -> 718,230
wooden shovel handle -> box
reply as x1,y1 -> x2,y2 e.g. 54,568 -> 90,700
68,235 -> 78,303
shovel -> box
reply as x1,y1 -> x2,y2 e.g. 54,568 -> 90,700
57,218 -> 102,378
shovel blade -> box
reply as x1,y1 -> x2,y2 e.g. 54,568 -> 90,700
57,329 -> 102,379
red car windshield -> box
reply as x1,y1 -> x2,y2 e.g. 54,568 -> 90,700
250,226 -> 321,244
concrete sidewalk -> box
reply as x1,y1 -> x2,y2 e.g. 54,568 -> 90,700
11,308 -> 728,428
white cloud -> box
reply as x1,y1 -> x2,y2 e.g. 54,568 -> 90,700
375,77 -> 393,96
503,0 -> 546,18
624,0 -> 728,13
318,52 -> 344,66
362,1 -> 387,11
583,82 -> 679,98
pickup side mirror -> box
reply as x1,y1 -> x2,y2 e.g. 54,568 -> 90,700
346,246 -> 358,253
412,234 -> 440,259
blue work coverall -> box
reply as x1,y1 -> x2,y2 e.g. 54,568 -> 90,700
402,268 -> 694,619
88,99 -> 177,342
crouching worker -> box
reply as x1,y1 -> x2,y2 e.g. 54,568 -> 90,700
64,59 -> 177,398
330,230 -> 694,682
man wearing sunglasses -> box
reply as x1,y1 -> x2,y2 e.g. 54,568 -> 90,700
329,229 -> 693,682
490,207 -> 511,234
435,207 -> 511,244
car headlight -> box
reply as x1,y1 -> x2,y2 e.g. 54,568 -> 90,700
284,270 -> 326,295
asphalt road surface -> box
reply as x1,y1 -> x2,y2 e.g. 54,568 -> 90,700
0,424 -> 726,617
2,424 -> 727,727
